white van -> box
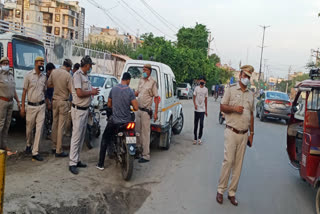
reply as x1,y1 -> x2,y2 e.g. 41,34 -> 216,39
121,60 -> 184,150
0,32 -> 46,117
89,73 -> 119,107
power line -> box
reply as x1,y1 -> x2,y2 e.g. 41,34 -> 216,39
139,0 -> 178,33
119,0 -> 176,39
86,0 -> 136,34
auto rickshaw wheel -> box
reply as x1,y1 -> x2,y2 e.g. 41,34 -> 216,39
316,187 -> 320,214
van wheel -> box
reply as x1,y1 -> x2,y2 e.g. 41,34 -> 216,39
316,187 -> 320,214
173,112 -> 184,135
163,119 -> 173,150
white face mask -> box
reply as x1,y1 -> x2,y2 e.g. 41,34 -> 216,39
241,78 -> 250,86
1,65 -> 9,72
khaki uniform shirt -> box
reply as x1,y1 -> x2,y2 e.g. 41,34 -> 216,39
48,66 -> 72,101
0,69 -> 15,99
23,70 -> 47,103
137,77 -> 158,109
221,83 -> 254,131
72,69 -> 91,107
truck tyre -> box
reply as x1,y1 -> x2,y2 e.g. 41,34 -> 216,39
172,111 -> 184,135
163,119 -> 173,150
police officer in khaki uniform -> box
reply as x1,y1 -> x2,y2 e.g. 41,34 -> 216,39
135,64 -> 159,163
216,65 -> 255,206
0,57 -> 20,155
69,56 -> 99,175
48,59 -> 73,157
21,56 -> 48,161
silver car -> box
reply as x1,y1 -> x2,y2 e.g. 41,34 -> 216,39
177,83 -> 193,99
256,91 -> 292,124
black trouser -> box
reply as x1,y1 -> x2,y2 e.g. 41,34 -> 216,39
194,111 -> 205,140
98,122 -> 122,167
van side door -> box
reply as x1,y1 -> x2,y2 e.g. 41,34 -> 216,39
163,73 -> 175,121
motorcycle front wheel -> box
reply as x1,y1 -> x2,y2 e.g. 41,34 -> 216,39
121,137 -> 134,181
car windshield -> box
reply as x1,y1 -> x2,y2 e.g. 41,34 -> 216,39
126,66 -> 158,90
266,92 -> 289,101
12,39 -> 45,70
178,83 -> 187,88
89,76 -> 106,87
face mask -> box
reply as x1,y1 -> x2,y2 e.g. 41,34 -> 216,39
241,78 -> 250,86
38,65 -> 44,72
142,72 -> 148,78
1,65 -> 9,72
200,82 -> 205,86
87,67 -> 92,74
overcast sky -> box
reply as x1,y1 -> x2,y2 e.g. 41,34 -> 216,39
80,0 -> 320,78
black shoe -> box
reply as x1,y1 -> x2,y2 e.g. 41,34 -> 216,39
51,149 -> 56,154
69,166 -> 78,175
32,154 -> 44,161
26,146 -> 32,154
77,161 -> 87,168
55,151 -> 69,157
138,158 -> 150,163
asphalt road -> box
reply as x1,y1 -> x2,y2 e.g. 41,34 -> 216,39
137,98 -> 316,214
3,97 -> 316,214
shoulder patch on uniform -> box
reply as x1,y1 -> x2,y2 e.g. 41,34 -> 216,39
229,83 -> 237,87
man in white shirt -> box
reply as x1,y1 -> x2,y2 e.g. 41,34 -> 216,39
193,76 -> 208,145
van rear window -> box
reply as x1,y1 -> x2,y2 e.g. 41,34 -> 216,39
12,39 -> 45,70
126,66 -> 158,90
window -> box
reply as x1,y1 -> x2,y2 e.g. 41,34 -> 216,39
266,92 -> 289,101
111,78 -> 118,87
105,78 -> 111,88
173,80 -> 177,96
12,39 -> 45,70
54,27 -> 60,36
55,14 -> 60,22
307,89 -> 320,111
178,83 -> 187,88
126,66 -> 158,90
89,76 -> 106,88
165,74 -> 171,98
294,91 -> 306,120
15,9 -> 21,18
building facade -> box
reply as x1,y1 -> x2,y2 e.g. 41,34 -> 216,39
3,0 -> 85,43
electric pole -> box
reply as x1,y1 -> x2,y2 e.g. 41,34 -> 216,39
207,32 -> 214,58
258,25 -> 270,81
311,49 -> 320,67
285,65 -> 292,94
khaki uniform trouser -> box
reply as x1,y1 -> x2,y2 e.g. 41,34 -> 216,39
69,107 -> 88,166
136,110 -> 150,160
217,128 -> 248,197
0,100 -> 13,149
26,104 -> 45,156
51,100 -> 69,154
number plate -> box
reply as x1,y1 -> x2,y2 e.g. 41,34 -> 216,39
126,137 -> 136,144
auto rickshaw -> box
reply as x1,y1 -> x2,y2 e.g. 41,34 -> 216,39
287,68 -> 320,213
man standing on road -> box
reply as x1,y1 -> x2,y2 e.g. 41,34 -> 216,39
0,57 -> 20,155
20,56 -> 48,161
69,56 -> 99,175
193,76 -> 208,145
96,72 -> 138,170
48,59 -> 73,157
135,64 -> 159,163
216,65 -> 255,206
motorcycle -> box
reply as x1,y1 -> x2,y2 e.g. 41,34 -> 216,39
100,106 -> 137,181
84,104 -> 101,149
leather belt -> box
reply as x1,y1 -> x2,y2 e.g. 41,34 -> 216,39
53,99 -> 69,101
0,96 -> 13,102
28,100 -> 45,106
72,103 -> 89,111
139,107 -> 151,113
226,125 -> 248,134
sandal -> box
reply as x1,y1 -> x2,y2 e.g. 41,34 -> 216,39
198,139 -> 202,145
193,140 -> 197,145
4,148 -> 17,156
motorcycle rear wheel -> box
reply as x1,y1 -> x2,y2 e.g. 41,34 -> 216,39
121,138 -> 134,181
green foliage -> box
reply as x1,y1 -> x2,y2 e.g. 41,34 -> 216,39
84,39 -> 135,56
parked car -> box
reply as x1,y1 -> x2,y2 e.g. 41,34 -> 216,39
121,60 -> 184,150
177,83 -> 193,99
89,74 -> 119,107
256,91 -> 292,124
